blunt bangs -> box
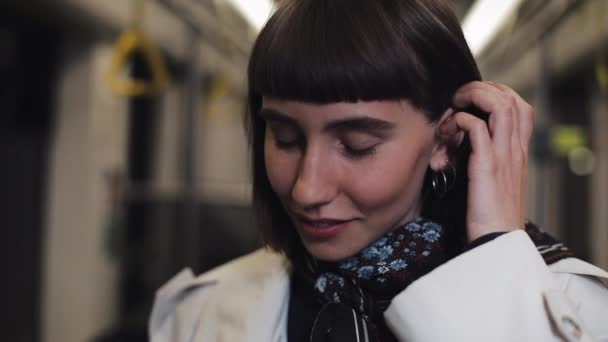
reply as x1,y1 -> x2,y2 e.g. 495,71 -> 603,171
249,0 -> 433,108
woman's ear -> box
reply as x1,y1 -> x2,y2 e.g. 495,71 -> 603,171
430,108 -> 464,171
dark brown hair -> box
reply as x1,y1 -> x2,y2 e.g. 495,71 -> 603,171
246,0 -> 482,258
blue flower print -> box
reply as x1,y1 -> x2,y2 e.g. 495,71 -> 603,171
315,277 -> 327,293
378,265 -> 390,274
405,222 -> 422,232
389,259 -> 408,271
357,266 -> 375,279
422,251 -> 431,256
393,241 -> 400,247
412,233 -> 421,239
378,277 -> 386,283
374,237 -> 388,247
362,246 -> 380,260
397,234 -> 405,241
326,273 -> 345,286
339,257 -> 358,270
409,241 -> 417,247
332,292 -> 340,303
423,222 -> 442,232
377,245 -> 394,261
316,273 -> 344,294
422,229 -> 441,243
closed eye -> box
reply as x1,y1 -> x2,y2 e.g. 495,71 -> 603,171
268,123 -> 302,150
275,137 -> 301,149
343,144 -> 378,157
340,132 -> 381,158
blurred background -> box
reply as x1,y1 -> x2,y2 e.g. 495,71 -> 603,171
0,0 -> 606,341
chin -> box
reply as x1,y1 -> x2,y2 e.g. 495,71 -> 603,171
301,239 -> 359,262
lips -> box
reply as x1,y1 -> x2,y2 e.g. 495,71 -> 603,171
295,215 -> 355,239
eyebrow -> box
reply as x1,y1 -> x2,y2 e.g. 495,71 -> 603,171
259,108 -> 298,126
259,108 -> 396,132
325,116 -> 395,132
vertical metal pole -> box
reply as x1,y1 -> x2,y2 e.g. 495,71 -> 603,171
536,39 -> 551,231
178,28 -> 201,271
590,62 -> 608,269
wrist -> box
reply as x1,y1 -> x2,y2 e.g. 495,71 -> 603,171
465,232 -> 508,250
467,224 -> 522,243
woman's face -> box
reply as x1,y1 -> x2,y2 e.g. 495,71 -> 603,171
262,98 -> 445,261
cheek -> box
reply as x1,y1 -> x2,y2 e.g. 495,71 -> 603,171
264,136 -> 296,198
347,142 -> 432,211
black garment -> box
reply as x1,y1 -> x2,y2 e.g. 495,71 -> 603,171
288,271 -> 322,342
289,271 -> 385,342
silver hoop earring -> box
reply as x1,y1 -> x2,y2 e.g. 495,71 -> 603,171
431,161 -> 456,198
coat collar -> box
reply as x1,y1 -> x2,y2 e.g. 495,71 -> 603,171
549,257 -> 608,287
160,248 -> 292,342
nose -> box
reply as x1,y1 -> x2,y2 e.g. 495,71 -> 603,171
291,146 -> 337,210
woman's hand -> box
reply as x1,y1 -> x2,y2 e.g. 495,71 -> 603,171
440,81 -> 535,243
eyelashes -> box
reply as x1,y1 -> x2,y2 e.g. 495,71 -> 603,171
272,135 -> 378,158
267,123 -> 381,158
342,143 -> 378,157
274,138 -> 300,149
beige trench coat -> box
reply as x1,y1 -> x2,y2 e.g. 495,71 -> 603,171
149,231 -> 608,341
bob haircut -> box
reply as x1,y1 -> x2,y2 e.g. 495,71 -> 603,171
246,0 -> 483,258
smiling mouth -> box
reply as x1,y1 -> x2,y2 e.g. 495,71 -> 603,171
300,218 -> 351,227
295,216 -> 355,238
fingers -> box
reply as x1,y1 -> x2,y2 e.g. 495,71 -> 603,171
486,82 -> 535,155
452,82 -> 514,158
486,82 -> 521,157
454,82 -> 534,156
485,82 -> 533,225
444,81 -> 534,160
442,111 -> 492,158
450,81 -> 533,229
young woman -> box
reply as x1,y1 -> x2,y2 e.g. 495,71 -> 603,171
150,0 -> 608,341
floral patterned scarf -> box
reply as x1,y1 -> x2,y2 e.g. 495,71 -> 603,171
297,217 -> 574,342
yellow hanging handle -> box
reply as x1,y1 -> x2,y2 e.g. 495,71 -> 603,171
106,0 -> 169,96
203,76 -> 233,122
597,59 -> 608,92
